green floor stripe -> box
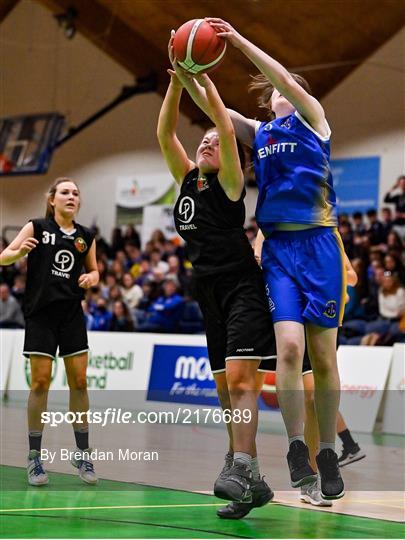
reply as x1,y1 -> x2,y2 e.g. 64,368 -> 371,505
1,466 -> 403,539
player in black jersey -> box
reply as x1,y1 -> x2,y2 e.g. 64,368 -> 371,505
157,61 -> 275,511
0,178 -> 99,486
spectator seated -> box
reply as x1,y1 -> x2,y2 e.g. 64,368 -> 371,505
177,301 -> 205,334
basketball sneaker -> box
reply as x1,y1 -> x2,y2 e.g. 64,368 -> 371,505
338,444 -> 366,467
214,461 -> 252,502
217,477 -> 274,519
27,450 -> 49,486
300,478 -> 332,507
71,448 -> 98,485
218,453 -> 234,479
316,448 -> 344,500
287,440 -> 317,487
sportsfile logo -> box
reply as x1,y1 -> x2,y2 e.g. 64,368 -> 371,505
147,345 -> 218,406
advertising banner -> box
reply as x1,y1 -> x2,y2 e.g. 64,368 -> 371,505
381,343 -> 405,435
338,345 -> 392,433
331,156 -> 380,214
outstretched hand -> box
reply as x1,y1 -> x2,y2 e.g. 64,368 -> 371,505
194,72 -> 211,88
205,18 -> 244,48
168,30 -> 194,87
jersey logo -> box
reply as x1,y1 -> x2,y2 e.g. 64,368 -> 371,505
323,300 -> 337,319
197,176 -> 209,192
178,196 -> 195,224
74,237 -> 87,253
280,117 -> 292,129
52,250 -> 75,277
265,284 -> 275,312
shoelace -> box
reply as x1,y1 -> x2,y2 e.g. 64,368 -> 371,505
229,463 -> 252,480
81,460 -> 94,472
291,450 -> 309,471
31,457 -> 46,477
321,455 -> 339,478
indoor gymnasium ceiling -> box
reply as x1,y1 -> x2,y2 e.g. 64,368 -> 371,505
4,0 -> 405,126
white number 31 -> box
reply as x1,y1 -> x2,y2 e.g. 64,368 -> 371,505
42,231 -> 56,245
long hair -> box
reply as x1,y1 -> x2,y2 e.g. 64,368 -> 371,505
45,177 -> 80,218
248,73 -> 312,118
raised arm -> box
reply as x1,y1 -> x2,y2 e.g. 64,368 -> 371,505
0,222 -> 38,266
195,73 -> 244,201
156,71 -> 195,184
206,18 -> 329,137
168,31 -> 257,147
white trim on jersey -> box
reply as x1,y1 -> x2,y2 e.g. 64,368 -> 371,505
23,351 -> 55,359
294,111 -> 331,141
225,355 -> 274,361
62,348 -> 89,358
59,227 -> 76,235
211,367 -> 226,374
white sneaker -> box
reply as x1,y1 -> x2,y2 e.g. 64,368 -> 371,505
27,450 -> 49,486
71,448 -> 98,485
300,479 -> 332,507
338,445 -> 366,467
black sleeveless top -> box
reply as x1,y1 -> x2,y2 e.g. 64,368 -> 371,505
24,217 -> 95,316
173,169 -> 257,276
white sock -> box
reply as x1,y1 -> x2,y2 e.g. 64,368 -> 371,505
234,452 -> 252,469
251,457 -> 260,480
319,442 -> 335,452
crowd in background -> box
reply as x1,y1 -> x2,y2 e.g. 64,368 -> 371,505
1,175 -> 405,346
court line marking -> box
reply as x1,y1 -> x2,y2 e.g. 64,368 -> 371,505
275,499 -> 404,511
0,502 -> 240,513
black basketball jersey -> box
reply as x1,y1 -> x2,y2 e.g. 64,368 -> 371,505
173,168 -> 257,276
24,217 -> 95,317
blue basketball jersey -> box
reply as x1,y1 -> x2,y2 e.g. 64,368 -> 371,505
253,111 -> 337,233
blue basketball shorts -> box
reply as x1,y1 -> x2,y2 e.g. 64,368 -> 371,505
261,227 -> 346,329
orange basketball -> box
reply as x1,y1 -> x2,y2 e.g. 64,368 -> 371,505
173,19 -> 226,74
260,372 -> 279,409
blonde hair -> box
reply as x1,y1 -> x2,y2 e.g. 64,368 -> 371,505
248,73 -> 312,118
45,177 -> 80,218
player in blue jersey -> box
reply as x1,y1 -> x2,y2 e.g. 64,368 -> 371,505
177,18 -> 345,500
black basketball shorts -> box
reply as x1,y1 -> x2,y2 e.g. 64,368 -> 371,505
23,300 -> 88,359
192,267 -> 277,374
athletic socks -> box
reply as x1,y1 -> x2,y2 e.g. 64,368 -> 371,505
319,442 -> 335,452
251,456 -> 260,481
28,431 -> 42,452
338,429 -> 356,449
74,426 -> 89,451
234,452 -> 252,470
288,435 -> 305,446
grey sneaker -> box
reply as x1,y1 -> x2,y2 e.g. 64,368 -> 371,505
27,450 -> 49,486
71,448 -> 98,485
217,477 -> 274,519
218,453 -> 234,478
214,461 -> 252,502
300,479 -> 332,507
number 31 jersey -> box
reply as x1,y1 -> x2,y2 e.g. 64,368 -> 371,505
24,217 -> 95,316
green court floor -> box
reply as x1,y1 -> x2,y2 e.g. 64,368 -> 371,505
0,466 -> 403,539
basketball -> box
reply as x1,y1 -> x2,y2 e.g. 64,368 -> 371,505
173,19 -> 226,74
260,372 -> 279,409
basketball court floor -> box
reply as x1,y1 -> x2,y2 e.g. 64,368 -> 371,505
1,401 -> 404,538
